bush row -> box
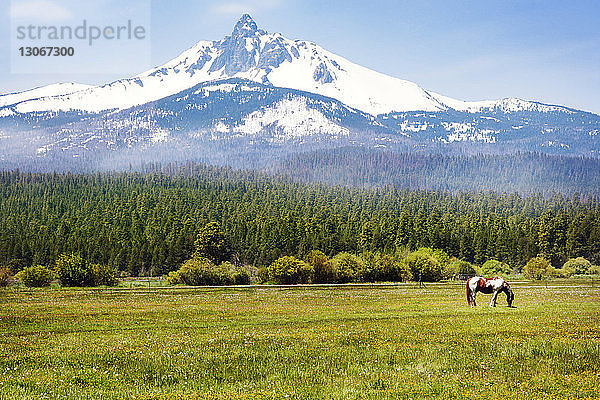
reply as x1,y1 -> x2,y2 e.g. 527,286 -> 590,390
166,258 -> 250,286
3,250 -> 597,288
163,222 -> 600,286
524,256 -> 599,280
2,253 -> 118,288
261,250 -> 599,285
260,248 -> 445,285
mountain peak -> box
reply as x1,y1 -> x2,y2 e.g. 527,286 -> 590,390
232,14 -> 259,38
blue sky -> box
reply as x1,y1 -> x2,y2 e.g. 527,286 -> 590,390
1,0 -> 599,113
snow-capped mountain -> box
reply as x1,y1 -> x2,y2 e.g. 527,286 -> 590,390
6,14 -> 443,114
0,14 -> 599,169
3,14 -> 576,116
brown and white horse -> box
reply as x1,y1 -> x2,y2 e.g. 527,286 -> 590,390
466,276 -> 514,307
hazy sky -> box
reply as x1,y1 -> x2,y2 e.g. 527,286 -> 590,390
1,0 -> 599,114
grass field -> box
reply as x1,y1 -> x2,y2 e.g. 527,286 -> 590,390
1,282 -> 599,399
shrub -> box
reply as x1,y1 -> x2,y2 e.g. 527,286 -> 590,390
358,251 -> 377,282
212,262 -> 234,285
404,249 -> 443,282
561,265 -> 576,278
413,248 -> 450,268
328,253 -> 366,283
257,266 -> 270,283
174,258 -> 219,286
239,264 -> 258,284
91,263 -> 118,286
548,266 -> 575,278
450,259 -> 478,277
166,269 -> 183,285
167,258 -> 247,286
430,248 -> 450,267
589,265 -> 600,275
547,266 -> 559,278
220,262 -> 250,285
524,256 -> 550,280
0,267 -> 14,287
268,256 -> 313,284
481,260 -> 512,277
17,265 -> 54,287
372,254 -> 411,282
563,257 -> 592,275
56,253 -> 94,287
233,269 -> 250,285
306,250 -> 336,283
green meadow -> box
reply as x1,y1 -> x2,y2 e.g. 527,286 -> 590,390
1,282 -> 599,399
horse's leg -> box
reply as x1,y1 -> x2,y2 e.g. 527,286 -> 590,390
472,290 -> 477,307
490,290 -> 498,307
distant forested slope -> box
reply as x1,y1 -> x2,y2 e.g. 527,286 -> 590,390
274,150 -> 600,195
1,167 -> 599,276
3,150 -> 600,197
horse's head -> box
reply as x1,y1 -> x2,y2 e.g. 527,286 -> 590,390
504,283 -> 514,307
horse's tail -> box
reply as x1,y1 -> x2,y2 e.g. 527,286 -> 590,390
466,279 -> 472,305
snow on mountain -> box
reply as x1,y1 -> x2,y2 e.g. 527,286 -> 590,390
1,14 -> 598,165
226,97 -> 350,140
429,92 -> 576,114
2,15 -> 444,115
4,78 -> 393,161
0,82 -> 93,108
3,14 -> 587,117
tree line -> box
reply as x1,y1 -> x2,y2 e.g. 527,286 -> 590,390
274,149 -> 600,195
0,166 -> 599,277
168,222 -> 598,286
